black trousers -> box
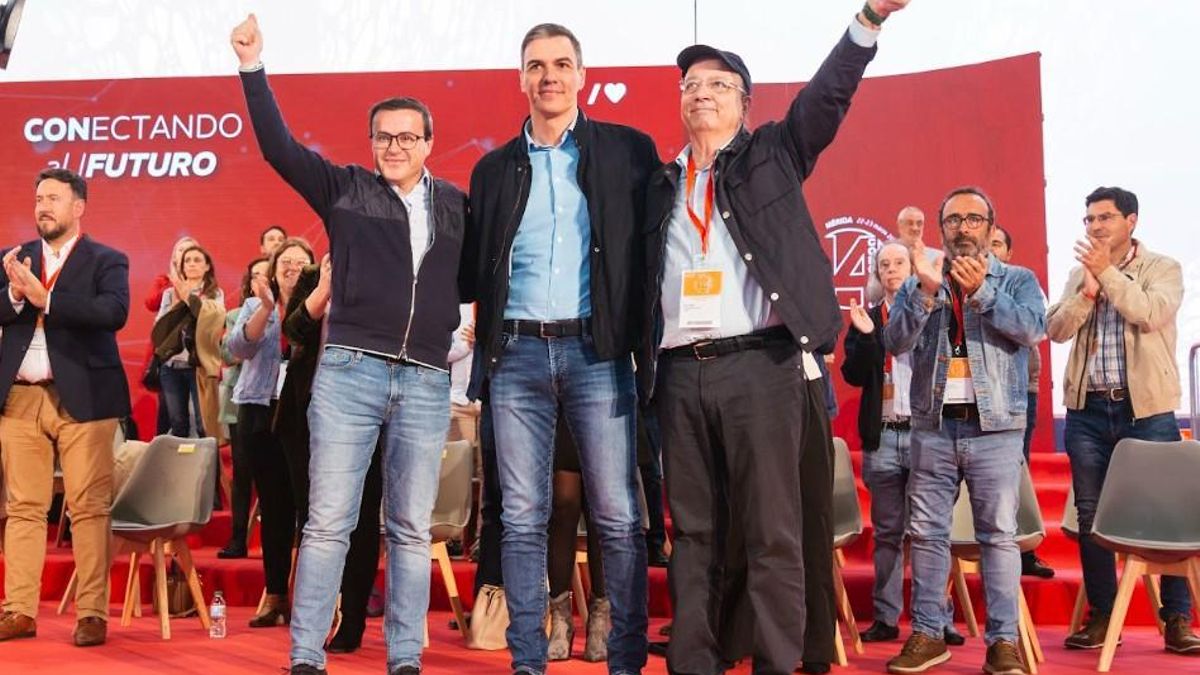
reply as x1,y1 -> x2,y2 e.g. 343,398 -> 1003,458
279,406 -> 384,631
239,402 -> 295,595
227,420 -> 254,546
659,343 -> 828,675
474,402 -> 505,595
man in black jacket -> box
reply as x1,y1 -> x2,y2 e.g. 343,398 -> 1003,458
232,14 -> 468,675
460,22 -> 660,675
0,168 -> 130,648
638,3 -> 909,673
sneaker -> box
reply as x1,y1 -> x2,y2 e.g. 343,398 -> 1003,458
1020,552 -> 1055,579
983,639 -> 1028,674
1164,613 -> 1200,654
943,624 -> 966,647
861,620 -> 900,642
886,633 -> 950,673
290,666 -> 328,675
389,667 -> 421,675
216,543 -> 247,559
1064,612 -> 1116,650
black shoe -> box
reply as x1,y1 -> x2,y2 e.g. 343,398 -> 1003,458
800,662 -> 831,674
944,625 -> 966,647
648,640 -> 669,657
861,620 -> 901,642
290,666 -> 328,675
216,543 -> 247,559
446,539 -> 464,557
389,667 -> 420,675
647,546 -> 669,567
1021,553 -> 1055,579
326,623 -> 363,653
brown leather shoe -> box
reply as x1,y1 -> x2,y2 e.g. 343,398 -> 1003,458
1164,613 -> 1200,654
1064,612 -> 1118,650
886,632 -> 950,673
0,611 -> 36,641
983,639 -> 1028,674
73,616 -> 106,647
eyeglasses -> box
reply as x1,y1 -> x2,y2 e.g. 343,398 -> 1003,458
1083,212 -> 1123,226
371,131 -> 425,150
941,213 -> 991,230
679,78 -> 745,96
275,258 -> 309,268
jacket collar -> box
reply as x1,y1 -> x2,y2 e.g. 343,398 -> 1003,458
513,109 -> 590,159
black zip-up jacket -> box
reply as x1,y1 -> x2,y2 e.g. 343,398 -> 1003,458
241,68 -> 468,369
460,112 -> 660,398
841,303 -> 888,451
638,31 -> 876,402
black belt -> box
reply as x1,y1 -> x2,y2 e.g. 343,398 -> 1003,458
882,419 -> 911,431
941,404 -> 979,421
13,381 -> 52,386
1087,388 -> 1129,402
665,326 -> 793,361
502,318 -> 590,338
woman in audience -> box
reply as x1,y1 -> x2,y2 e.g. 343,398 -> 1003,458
226,238 -> 313,627
841,240 -> 963,647
151,244 -> 224,438
217,256 -> 269,559
145,236 -> 197,435
275,253 -> 385,652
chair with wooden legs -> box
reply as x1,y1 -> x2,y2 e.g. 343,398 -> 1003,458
829,437 -> 865,667
1090,438 -> 1200,672
947,466 -> 1046,673
1060,484 -> 1164,636
428,439 -> 475,642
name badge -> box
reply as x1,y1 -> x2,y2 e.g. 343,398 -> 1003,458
944,356 -> 976,404
679,268 -> 723,329
275,360 -> 289,399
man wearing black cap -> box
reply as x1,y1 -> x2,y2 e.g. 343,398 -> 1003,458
636,2 -> 910,673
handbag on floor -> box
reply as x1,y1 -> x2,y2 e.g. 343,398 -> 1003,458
467,584 -> 508,650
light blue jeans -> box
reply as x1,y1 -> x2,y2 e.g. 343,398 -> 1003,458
489,333 -> 647,675
908,419 -> 1024,644
289,347 -> 450,671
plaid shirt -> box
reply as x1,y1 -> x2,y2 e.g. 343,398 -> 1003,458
1086,244 -> 1137,391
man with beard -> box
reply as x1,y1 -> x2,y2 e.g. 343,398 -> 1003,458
883,186 -> 1044,674
0,168 -> 131,647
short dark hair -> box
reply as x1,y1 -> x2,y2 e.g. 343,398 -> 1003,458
1085,186 -> 1138,217
994,224 -> 1013,250
36,167 -> 87,200
260,225 -> 287,244
938,185 -> 995,224
521,23 -> 583,68
240,257 -> 269,304
368,97 -> 434,140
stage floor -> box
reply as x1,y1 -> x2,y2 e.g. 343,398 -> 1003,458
4,603 -> 1189,674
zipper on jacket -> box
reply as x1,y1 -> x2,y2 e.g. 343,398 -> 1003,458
398,180 -> 438,362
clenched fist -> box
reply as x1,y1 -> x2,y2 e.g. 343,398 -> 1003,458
230,13 -> 263,68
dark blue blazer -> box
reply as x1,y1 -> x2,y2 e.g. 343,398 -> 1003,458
0,235 -> 131,422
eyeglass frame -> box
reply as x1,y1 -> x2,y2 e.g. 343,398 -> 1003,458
679,78 -> 747,96
1082,212 -> 1125,226
940,213 -> 993,231
370,131 -> 428,150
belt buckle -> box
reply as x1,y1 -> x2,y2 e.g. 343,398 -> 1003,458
691,340 -> 717,361
1108,387 -> 1126,401
538,322 -> 554,339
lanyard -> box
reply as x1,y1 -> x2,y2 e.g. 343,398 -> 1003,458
685,153 -> 715,257
37,242 -> 76,327
948,279 -> 966,349
880,302 -> 892,374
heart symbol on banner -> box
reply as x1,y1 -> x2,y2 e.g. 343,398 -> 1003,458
604,82 -> 627,104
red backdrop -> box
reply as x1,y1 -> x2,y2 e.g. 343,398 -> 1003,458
0,53 -> 1048,449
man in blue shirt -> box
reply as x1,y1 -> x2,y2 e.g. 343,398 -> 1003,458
461,22 -> 660,675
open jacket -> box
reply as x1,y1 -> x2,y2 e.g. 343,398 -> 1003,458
1047,241 -> 1182,418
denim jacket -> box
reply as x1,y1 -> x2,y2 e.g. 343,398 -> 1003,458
883,255 -> 1045,431
226,297 -> 282,406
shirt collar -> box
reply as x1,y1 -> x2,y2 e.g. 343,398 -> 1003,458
524,112 -> 580,150
392,169 -> 432,200
674,131 -> 740,169
42,233 -> 81,261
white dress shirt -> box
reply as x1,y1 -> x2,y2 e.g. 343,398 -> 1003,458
9,234 -> 81,383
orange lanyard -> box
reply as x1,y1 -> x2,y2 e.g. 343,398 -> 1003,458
881,302 -> 892,374
37,243 -> 76,327
685,153 -> 715,257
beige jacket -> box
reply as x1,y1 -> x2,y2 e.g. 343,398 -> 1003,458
1046,241 -> 1182,418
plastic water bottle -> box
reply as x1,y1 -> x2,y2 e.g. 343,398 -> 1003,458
209,591 -> 227,638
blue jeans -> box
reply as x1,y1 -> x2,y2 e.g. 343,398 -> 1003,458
289,347 -> 450,671
863,429 -> 955,629
1064,395 -> 1190,618
489,333 -> 646,675
160,362 -> 204,437
908,419 -> 1024,644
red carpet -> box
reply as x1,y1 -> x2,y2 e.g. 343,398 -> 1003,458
1,603 -> 1189,674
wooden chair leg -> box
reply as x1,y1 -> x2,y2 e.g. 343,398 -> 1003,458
1144,574 -> 1166,635
257,587 -> 268,614
1098,556 -> 1146,672
56,568 -> 78,615
950,558 -> 980,638
833,549 -> 863,654
432,541 -> 470,641
121,551 -> 140,626
833,614 -> 848,667
173,537 -> 211,630
1016,605 -> 1038,674
152,538 -> 172,639
133,563 -> 143,618
1185,558 -> 1200,622
55,509 -> 69,548
1068,583 -> 1087,635
1018,587 -> 1044,663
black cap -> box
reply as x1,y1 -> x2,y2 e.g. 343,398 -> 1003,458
676,44 -> 752,94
